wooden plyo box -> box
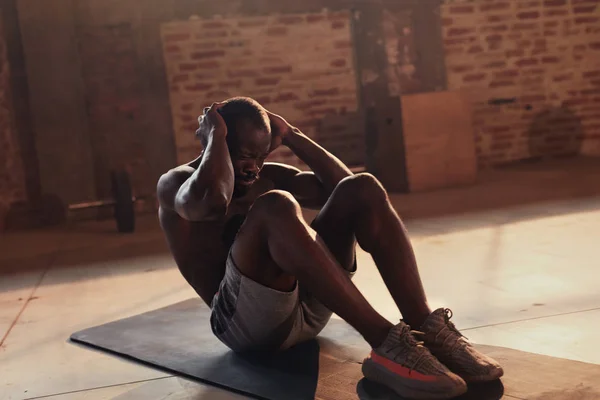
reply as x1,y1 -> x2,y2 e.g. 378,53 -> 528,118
401,91 -> 477,192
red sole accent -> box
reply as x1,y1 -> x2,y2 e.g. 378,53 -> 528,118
367,351 -> 440,383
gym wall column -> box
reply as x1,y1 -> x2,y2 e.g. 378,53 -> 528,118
18,0 -> 96,205
354,1 -> 448,193
352,4 -> 409,193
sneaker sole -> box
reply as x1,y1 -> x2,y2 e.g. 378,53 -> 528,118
362,358 -> 468,399
461,366 -> 504,383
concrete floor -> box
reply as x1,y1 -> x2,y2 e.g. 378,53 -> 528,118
2,160 -> 600,400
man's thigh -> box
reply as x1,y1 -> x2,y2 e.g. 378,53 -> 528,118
212,196 -> 301,352
220,188 -> 357,349
231,186 -> 357,285
229,202 -> 297,292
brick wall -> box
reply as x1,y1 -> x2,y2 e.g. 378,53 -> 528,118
160,11 -> 358,168
0,16 -> 26,230
442,0 -> 600,168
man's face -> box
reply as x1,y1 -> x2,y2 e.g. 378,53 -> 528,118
228,126 -> 271,197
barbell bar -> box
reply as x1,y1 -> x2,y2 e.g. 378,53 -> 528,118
68,197 -> 138,210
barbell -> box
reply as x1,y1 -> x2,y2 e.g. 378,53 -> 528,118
68,170 -> 144,233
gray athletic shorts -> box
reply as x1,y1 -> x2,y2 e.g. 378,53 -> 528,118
210,252 -> 355,352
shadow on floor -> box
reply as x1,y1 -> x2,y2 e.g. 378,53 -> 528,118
357,378 -> 505,400
3,192 -> 600,292
3,158 -> 600,289
404,195 -> 600,237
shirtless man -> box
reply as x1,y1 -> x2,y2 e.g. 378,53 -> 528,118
157,97 -> 503,399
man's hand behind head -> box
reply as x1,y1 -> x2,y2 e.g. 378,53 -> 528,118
266,110 -> 293,153
196,102 -> 227,147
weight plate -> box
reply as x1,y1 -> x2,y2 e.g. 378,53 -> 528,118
111,170 -> 135,233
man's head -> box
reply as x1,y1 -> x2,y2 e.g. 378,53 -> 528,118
218,97 -> 272,197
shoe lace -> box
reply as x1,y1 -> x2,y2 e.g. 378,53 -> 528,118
386,323 -> 430,375
432,308 -> 469,355
444,308 -> 468,338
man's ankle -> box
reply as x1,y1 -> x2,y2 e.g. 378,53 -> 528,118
366,323 -> 394,349
404,309 -> 433,330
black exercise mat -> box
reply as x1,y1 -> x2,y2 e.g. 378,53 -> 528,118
71,299 -> 600,400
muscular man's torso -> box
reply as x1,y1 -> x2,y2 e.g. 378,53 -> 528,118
158,176 -> 275,304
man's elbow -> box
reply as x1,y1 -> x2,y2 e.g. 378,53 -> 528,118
196,198 -> 228,221
176,194 -> 228,222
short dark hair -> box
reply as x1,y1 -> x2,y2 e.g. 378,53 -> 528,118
218,97 -> 271,138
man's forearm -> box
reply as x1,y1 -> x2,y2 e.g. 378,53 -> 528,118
284,128 -> 353,192
176,131 -> 234,217
195,132 -> 234,197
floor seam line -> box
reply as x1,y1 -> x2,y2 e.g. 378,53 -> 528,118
0,269 -> 49,348
0,231 -> 70,348
462,306 -> 600,331
21,376 -> 174,400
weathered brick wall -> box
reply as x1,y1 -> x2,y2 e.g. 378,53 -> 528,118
160,11 -> 358,168
442,0 -> 600,168
0,16 -> 26,230
383,9 -> 422,96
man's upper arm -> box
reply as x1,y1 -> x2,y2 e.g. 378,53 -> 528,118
262,163 -> 328,209
156,166 -> 195,212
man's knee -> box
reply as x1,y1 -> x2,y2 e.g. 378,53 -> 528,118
337,173 -> 388,205
251,190 -> 302,219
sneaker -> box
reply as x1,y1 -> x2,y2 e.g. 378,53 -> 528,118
420,308 -> 504,383
362,321 -> 467,399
